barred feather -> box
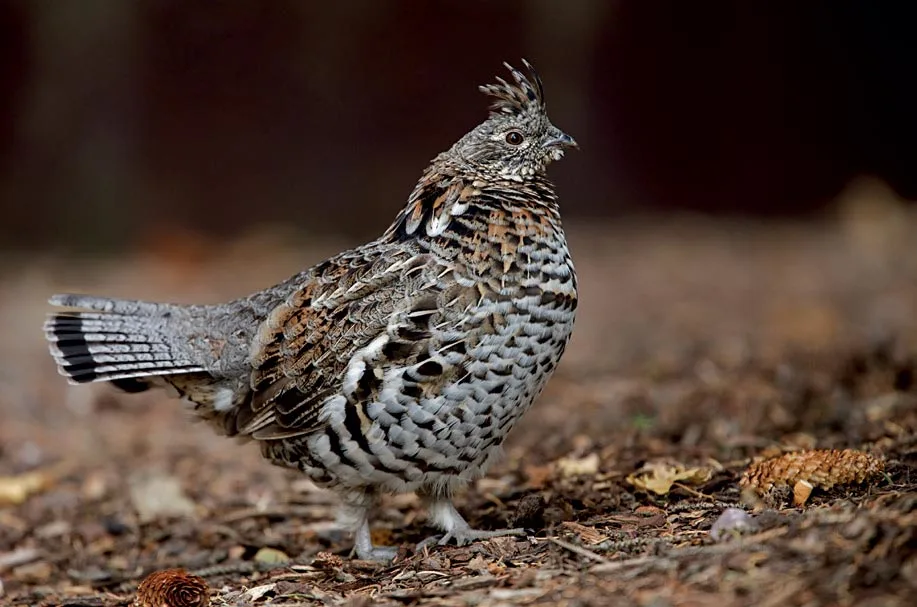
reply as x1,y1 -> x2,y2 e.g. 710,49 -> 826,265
44,298 -> 205,384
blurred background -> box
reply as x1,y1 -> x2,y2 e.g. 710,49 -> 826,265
0,0 -> 915,253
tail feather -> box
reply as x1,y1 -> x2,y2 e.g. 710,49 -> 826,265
45,295 -> 205,385
48,294 -> 165,314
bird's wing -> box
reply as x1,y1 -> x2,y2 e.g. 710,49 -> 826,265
233,245 -> 468,440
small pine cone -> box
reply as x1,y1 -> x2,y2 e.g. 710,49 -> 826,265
312,551 -> 345,570
740,448 -> 885,495
134,568 -> 210,607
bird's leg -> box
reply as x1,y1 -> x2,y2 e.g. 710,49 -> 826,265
338,500 -> 398,563
416,497 -> 525,551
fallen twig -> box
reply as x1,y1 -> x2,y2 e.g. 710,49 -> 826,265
548,537 -> 610,564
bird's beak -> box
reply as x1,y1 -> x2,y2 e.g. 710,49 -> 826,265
544,126 -> 579,150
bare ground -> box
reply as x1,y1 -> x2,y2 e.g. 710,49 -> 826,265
1,185 -> 915,606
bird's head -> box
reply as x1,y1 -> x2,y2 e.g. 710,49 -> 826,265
450,60 -> 577,180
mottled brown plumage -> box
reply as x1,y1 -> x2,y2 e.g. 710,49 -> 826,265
45,60 -> 578,561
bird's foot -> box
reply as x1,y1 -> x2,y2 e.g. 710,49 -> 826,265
417,498 -> 527,553
352,543 -> 399,563
416,526 -> 526,552
351,515 -> 399,563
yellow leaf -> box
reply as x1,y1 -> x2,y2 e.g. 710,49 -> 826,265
0,470 -> 53,506
554,453 -> 600,478
254,547 -> 290,565
626,462 -> 712,495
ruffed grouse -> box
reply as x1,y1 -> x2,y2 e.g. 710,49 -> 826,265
45,60 -> 578,561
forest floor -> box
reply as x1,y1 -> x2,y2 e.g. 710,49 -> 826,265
1,182 -> 915,606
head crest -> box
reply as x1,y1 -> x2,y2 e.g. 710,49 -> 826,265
479,60 -> 545,117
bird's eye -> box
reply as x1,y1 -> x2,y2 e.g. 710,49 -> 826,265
505,130 -> 524,146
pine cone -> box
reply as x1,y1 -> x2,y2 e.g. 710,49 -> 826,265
740,449 -> 885,495
134,569 -> 210,607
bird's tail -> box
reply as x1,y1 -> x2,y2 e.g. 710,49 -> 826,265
44,294 -> 206,386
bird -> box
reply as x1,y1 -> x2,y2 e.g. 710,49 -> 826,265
44,60 -> 578,562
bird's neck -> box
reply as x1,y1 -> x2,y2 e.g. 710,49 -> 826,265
385,164 -> 562,244
380,166 -> 571,294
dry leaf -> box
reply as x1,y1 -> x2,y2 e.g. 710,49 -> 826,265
253,547 -> 290,565
128,472 -> 196,523
626,462 -> 712,495
239,583 -> 276,602
487,562 -> 507,575
0,470 -> 54,506
523,464 -> 554,489
554,453 -> 600,478
740,449 -> 885,495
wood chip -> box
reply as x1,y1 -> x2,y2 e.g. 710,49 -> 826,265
561,521 -> 608,545
793,479 -> 814,506
0,547 -> 42,572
